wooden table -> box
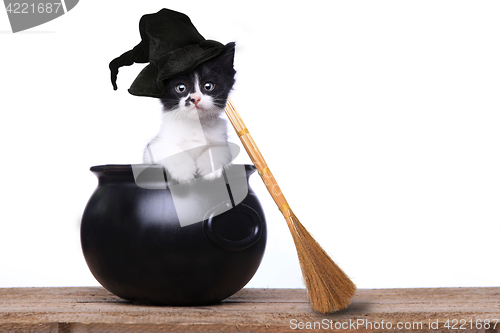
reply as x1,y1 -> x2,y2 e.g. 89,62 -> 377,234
0,287 -> 499,332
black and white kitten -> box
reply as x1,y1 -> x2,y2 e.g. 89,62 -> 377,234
143,42 -> 236,183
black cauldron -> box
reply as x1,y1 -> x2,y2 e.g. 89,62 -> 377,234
81,164 -> 266,305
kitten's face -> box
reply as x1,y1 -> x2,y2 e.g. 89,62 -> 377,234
160,43 -> 236,120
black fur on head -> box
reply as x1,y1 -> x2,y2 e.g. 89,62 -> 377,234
160,42 -> 236,111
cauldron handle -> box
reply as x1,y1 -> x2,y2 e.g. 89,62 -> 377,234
203,203 -> 263,251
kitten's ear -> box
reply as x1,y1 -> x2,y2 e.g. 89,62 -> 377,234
216,42 -> 236,72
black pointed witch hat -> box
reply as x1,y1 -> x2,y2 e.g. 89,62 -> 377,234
109,8 -> 225,98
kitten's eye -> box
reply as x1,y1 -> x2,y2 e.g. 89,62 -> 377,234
175,84 -> 186,93
203,82 -> 215,91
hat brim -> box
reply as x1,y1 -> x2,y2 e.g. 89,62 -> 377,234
128,40 -> 224,98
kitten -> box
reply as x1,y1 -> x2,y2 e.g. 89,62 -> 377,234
143,42 -> 236,183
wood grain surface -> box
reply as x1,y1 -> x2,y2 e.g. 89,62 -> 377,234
0,287 -> 499,332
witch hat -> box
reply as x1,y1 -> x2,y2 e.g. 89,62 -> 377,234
109,8 -> 225,98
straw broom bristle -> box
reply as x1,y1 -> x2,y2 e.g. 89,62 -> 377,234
285,212 -> 356,313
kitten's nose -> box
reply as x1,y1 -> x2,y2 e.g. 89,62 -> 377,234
190,93 -> 202,105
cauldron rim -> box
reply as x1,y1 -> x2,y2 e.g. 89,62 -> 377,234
90,163 -> 256,175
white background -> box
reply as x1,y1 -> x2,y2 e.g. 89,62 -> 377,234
0,1 -> 499,289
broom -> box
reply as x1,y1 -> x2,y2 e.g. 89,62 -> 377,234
224,98 -> 356,313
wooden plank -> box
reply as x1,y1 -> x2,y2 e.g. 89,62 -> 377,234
0,287 -> 499,332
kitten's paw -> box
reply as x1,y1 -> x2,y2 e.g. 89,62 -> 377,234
196,146 -> 232,181
167,164 -> 197,184
162,155 -> 198,184
201,168 -> 224,181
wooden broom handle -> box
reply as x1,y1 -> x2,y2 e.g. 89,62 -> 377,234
225,99 -> 292,217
